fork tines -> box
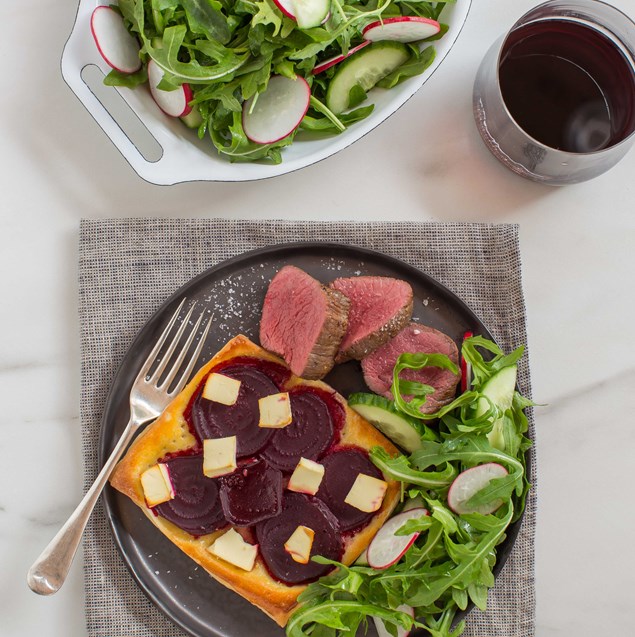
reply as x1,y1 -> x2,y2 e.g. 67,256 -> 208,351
137,299 -> 212,395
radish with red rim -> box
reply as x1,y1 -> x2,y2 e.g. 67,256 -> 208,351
90,6 -> 141,74
312,41 -> 371,75
242,76 -> 311,145
147,60 -> 193,117
272,0 -> 295,19
271,0 -> 330,29
373,604 -> 414,637
447,463 -> 508,515
460,330 -> 473,392
366,507 -> 428,569
363,17 -> 441,44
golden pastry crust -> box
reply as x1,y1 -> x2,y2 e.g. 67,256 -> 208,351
110,335 -> 401,626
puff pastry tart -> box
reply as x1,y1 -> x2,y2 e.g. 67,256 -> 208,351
110,335 -> 401,626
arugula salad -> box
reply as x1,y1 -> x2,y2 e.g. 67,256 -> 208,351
287,335 -> 533,637
92,0 -> 451,163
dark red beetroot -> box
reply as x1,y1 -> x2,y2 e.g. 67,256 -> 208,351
219,459 -> 283,526
256,493 -> 342,585
330,276 -> 413,362
261,387 -> 337,472
188,366 -> 277,456
260,265 -> 350,380
361,323 -> 460,414
154,455 -> 226,536
316,447 -> 383,532
210,356 -> 291,390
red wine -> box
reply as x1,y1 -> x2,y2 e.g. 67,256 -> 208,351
499,18 -> 635,153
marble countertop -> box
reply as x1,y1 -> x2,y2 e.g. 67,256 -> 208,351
2,0 -> 634,636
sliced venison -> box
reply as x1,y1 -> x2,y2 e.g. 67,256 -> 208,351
361,322 -> 461,414
260,265 -> 350,379
330,276 -> 413,361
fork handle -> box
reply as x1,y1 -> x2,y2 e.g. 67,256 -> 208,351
27,417 -> 140,595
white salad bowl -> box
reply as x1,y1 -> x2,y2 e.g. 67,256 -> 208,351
62,0 -> 472,184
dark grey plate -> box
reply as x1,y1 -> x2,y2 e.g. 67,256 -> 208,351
100,242 -> 527,637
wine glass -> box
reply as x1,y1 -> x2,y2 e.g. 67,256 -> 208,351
473,0 -> 635,185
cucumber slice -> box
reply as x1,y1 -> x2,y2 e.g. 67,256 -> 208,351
326,41 -> 409,114
180,108 -> 203,129
401,495 -> 426,512
349,393 -> 423,453
475,365 -> 517,451
354,547 -> 369,566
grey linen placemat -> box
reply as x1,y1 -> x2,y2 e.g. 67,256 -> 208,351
78,219 -> 536,637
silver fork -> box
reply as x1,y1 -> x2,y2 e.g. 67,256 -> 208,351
27,298 -> 211,595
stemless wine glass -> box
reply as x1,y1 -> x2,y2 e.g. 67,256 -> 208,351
473,0 -> 635,185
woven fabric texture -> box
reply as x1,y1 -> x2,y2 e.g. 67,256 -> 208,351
78,219 -> 536,637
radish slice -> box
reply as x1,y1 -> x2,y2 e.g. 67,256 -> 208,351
447,463 -> 508,515
373,605 -> 414,637
90,6 -> 142,74
312,41 -> 371,75
363,17 -> 441,43
242,76 -> 311,144
366,508 -> 428,569
460,330 -> 473,392
272,0 -> 295,19
272,0 -> 330,29
147,60 -> 193,117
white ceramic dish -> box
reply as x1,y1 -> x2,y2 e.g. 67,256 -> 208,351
62,0 -> 472,185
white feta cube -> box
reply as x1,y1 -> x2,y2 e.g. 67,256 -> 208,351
344,473 -> 388,513
284,525 -> 315,564
208,528 -> 258,571
203,436 -> 237,478
288,458 -> 325,496
140,463 -> 174,507
202,373 -> 241,406
258,392 -> 293,428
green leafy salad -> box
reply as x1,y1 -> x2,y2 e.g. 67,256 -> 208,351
287,336 -> 533,637
104,0 -> 451,163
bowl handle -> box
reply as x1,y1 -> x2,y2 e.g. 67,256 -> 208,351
61,2 -> 164,177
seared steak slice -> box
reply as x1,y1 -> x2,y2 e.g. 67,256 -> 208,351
330,276 -> 413,362
260,266 -> 350,380
361,323 -> 461,414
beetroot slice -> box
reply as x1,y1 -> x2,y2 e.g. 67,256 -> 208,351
154,455 -> 225,536
210,356 -> 291,390
255,493 -> 342,584
316,447 -> 383,532
189,366 -> 277,456
261,387 -> 335,472
330,276 -> 413,361
219,459 -> 283,526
